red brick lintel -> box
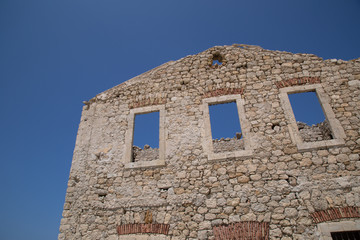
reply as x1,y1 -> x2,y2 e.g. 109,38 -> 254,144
310,206 -> 360,224
213,221 -> 269,240
202,88 -> 244,99
129,78 -> 319,108
275,77 -> 320,89
117,223 -> 170,235
129,98 -> 167,109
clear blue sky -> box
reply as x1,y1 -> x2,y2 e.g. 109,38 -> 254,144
210,102 -> 242,139
289,92 -> 326,125
134,112 -> 160,148
0,0 -> 359,239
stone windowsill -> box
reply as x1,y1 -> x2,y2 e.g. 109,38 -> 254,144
125,159 -> 165,169
208,149 -> 253,162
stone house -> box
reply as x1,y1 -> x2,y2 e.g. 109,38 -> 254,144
59,44 -> 360,240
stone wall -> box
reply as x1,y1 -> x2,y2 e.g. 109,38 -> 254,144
212,138 -> 244,153
297,121 -> 333,142
133,146 -> 159,162
59,44 -> 360,240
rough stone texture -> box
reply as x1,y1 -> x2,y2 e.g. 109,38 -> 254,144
297,120 -> 333,142
59,44 -> 360,240
133,146 -> 159,162
213,138 -> 244,153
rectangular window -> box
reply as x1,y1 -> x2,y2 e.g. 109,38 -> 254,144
202,94 -> 252,161
288,91 -> 333,142
132,111 -> 159,162
317,220 -> 360,240
331,230 -> 360,240
123,105 -> 165,169
209,101 -> 244,153
279,84 -> 345,151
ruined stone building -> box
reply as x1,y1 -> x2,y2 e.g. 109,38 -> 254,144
59,45 -> 360,240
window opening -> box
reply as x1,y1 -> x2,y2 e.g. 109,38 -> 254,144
331,230 -> 360,240
279,84 -> 345,151
212,53 -> 223,66
132,111 -> 159,162
288,91 -> 333,142
209,101 -> 244,153
202,94 -> 253,161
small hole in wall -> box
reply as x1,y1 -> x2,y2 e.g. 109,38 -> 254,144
285,176 -> 297,186
74,176 -> 80,183
212,59 -> 222,65
159,187 -> 169,192
98,193 -> 107,202
271,122 -> 280,130
212,53 -> 223,66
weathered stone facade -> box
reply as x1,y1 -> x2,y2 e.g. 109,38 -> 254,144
213,138 -> 244,153
297,121 -> 333,142
59,44 -> 360,240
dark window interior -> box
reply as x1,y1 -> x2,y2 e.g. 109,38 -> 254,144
331,230 -> 360,240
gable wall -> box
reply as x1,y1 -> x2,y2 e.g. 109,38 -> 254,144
59,45 -> 360,240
